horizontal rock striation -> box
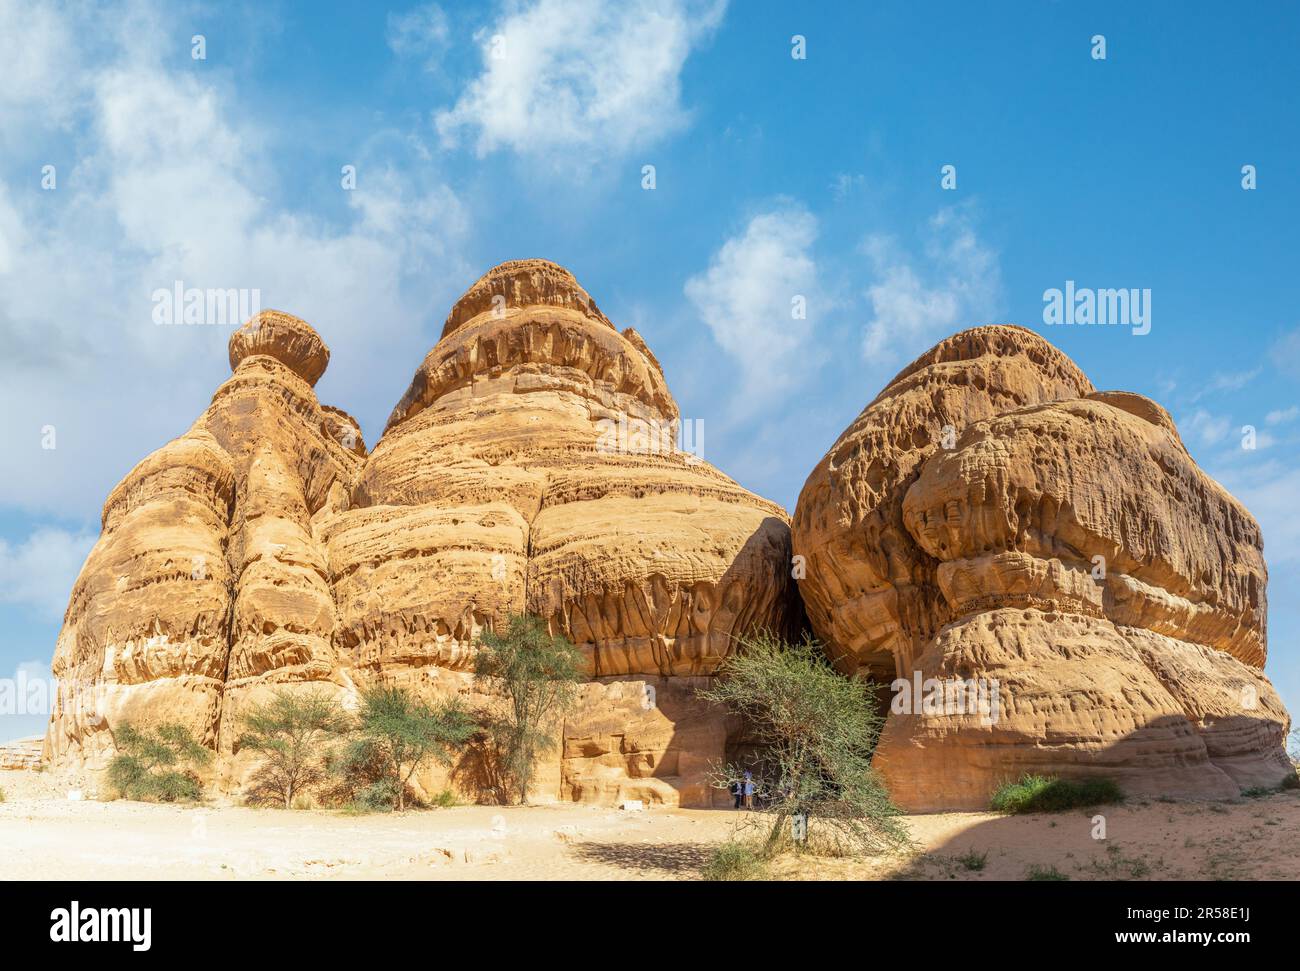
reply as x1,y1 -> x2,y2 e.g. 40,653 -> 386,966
794,325 -> 1291,810
45,262 -> 800,807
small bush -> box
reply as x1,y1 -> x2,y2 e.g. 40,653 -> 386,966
957,849 -> 988,872
701,842 -> 768,881
359,779 -> 400,811
429,788 -> 458,808
1282,772 -> 1299,791
107,723 -> 210,802
1026,864 -> 1069,881
323,737 -> 392,809
239,689 -> 350,809
1240,785 -> 1274,799
991,774 -> 1123,814
339,783 -> 401,816
348,686 -> 476,811
697,631 -> 910,856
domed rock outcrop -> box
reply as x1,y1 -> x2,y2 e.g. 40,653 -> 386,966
46,261 -> 799,808
793,324 -> 1291,810
327,259 -> 796,805
228,309 -> 331,386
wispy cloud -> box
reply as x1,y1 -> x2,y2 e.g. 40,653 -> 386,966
860,205 -> 1002,364
1182,408 -> 1234,448
1216,459 -> 1300,566
435,0 -> 726,170
1271,328 -> 1300,378
830,172 -> 864,201
1189,367 -> 1261,402
684,203 -> 820,400
0,528 -> 95,620
386,3 -> 451,70
0,1 -> 470,515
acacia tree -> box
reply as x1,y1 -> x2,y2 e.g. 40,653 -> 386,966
238,689 -> 351,808
697,631 -> 910,855
474,614 -> 584,804
107,723 -> 213,802
354,685 -> 475,811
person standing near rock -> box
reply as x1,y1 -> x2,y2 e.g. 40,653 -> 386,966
743,771 -> 755,810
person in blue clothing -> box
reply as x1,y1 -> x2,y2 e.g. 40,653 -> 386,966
742,770 -> 755,810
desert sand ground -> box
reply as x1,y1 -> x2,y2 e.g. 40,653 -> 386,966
2,768 -> 1297,880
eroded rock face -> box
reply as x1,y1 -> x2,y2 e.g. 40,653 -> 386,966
47,309 -> 364,775
793,325 -> 1291,810
46,263 -> 798,807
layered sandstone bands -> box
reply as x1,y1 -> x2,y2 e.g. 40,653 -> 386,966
794,325 -> 1290,810
48,311 -> 364,774
44,277 -> 1291,812
46,261 -> 798,808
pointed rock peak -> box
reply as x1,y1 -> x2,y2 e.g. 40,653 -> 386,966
440,258 -> 614,340
228,309 -> 330,387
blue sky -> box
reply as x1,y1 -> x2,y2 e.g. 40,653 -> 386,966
1,0 -> 1297,740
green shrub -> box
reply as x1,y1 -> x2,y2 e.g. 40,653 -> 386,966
357,779 -> 400,812
351,686 -> 475,811
701,842 -> 768,881
1240,774 -> 1299,797
429,788 -> 458,808
957,849 -> 988,872
107,723 -> 211,802
324,687 -> 474,814
137,771 -> 201,802
991,774 -> 1123,814
474,615 -> 585,805
238,689 -> 350,808
1026,864 -> 1069,881
697,631 -> 910,856
324,737 -> 392,810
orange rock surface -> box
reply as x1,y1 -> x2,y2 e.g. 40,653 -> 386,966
45,261 -> 798,807
793,325 -> 1291,810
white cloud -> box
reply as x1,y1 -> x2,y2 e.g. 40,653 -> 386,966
435,0 -> 726,168
830,173 -> 864,201
1189,367 -> 1261,402
1271,328 -> 1300,378
387,3 -> 451,69
684,204 -> 819,397
0,528 -> 95,620
1266,405 -> 1299,425
1216,460 -> 1300,566
0,2 -> 470,515
860,206 -> 1002,363
1182,409 -> 1233,447
0,0 -> 80,134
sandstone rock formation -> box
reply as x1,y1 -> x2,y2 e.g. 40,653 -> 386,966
46,260 -> 797,807
793,325 -> 1292,810
0,736 -> 44,771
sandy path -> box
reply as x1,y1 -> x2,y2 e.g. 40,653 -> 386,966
3,769 -> 1297,880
